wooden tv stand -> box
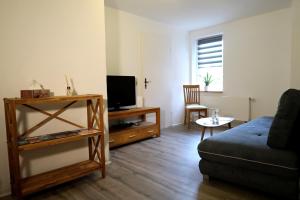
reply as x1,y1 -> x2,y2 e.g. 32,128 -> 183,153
108,107 -> 160,148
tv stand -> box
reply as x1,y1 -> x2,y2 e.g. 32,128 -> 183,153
111,122 -> 134,129
108,107 -> 160,148
108,108 -> 129,112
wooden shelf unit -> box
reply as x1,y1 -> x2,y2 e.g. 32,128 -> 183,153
108,107 -> 160,148
21,160 -> 99,196
4,94 -> 105,199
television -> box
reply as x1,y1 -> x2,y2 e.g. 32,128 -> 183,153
106,75 -> 136,111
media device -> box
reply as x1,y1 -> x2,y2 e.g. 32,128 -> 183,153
107,75 -> 136,111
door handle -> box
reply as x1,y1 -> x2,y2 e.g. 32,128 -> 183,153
144,78 -> 151,89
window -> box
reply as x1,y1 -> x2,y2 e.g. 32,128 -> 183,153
195,35 -> 223,92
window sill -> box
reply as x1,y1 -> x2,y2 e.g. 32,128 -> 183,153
200,91 -> 223,93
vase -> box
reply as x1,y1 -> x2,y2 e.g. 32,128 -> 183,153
204,86 -> 208,91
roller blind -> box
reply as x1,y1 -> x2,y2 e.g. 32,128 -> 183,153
197,35 -> 223,68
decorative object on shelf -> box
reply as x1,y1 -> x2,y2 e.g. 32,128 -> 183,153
18,129 -> 87,146
70,78 -> 78,95
20,89 -> 50,98
203,73 -> 213,91
65,75 -> 72,96
21,80 -> 50,98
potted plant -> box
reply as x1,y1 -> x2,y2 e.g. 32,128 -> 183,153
203,73 -> 213,91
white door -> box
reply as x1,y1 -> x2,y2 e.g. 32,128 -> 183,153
141,33 -> 172,128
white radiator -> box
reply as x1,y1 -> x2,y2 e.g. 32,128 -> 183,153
201,96 -> 253,122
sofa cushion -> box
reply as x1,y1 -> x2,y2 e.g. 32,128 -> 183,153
198,117 -> 299,178
267,89 -> 300,149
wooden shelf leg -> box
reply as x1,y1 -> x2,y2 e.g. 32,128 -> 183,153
87,100 -> 93,160
100,135 -> 105,178
6,102 -> 22,198
156,109 -> 161,136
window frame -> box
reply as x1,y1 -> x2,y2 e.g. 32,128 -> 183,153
191,33 -> 224,93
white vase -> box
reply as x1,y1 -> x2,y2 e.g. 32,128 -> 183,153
204,86 -> 208,91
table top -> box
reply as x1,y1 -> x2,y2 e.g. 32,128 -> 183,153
196,117 -> 234,128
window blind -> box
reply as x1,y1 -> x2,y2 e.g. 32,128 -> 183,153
197,35 -> 223,68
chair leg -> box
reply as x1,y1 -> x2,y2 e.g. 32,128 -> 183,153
187,110 -> 191,129
184,109 -> 187,125
204,109 -> 208,117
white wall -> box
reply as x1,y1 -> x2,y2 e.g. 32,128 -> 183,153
190,9 -> 292,119
0,0 -> 108,196
105,7 -> 189,127
291,0 -> 300,89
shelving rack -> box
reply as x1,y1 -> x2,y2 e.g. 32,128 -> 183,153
4,94 -> 105,199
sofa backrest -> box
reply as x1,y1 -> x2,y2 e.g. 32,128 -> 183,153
267,89 -> 300,153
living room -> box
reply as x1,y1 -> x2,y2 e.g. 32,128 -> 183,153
0,0 -> 299,199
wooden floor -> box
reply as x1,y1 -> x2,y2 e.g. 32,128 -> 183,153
2,124 -> 275,200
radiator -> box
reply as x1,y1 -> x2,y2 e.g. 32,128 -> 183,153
201,96 -> 253,122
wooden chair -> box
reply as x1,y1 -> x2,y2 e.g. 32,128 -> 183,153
183,85 -> 208,128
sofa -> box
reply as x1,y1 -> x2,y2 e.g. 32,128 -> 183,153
198,89 -> 300,199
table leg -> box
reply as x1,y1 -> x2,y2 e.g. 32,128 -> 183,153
228,122 -> 232,129
201,127 -> 206,141
210,127 -> 213,136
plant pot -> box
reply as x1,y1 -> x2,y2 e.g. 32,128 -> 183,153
204,86 -> 208,91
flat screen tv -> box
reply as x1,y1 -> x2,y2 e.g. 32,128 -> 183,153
107,75 -> 136,111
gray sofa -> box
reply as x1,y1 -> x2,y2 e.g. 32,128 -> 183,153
198,89 -> 300,199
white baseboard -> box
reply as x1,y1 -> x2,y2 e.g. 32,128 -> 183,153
163,122 -> 184,128
170,122 -> 184,126
0,190 -> 10,198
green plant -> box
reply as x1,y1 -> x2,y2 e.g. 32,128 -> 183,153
203,73 -> 213,86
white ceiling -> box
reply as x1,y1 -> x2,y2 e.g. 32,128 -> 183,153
105,0 -> 292,31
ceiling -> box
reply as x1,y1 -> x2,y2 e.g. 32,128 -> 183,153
104,0 -> 292,31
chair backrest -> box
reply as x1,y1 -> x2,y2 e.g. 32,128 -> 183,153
183,85 -> 201,105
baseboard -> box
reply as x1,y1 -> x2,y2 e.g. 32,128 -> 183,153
0,190 -> 10,198
164,122 -> 184,128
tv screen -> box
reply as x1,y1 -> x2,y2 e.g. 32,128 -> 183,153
107,75 -> 136,111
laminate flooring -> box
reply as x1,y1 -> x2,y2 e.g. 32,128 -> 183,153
2,124 -> 275,200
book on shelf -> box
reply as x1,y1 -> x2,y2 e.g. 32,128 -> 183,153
17,129 -> 87,146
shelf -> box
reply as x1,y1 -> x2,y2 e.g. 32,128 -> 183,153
4,94 -> 105,199
4,94 -> 101,105
18,129 -> 101,151
21,160 -> 100,195
108,107 -> 158,120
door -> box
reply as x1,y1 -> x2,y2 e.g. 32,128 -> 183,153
141,33 -> 172,128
